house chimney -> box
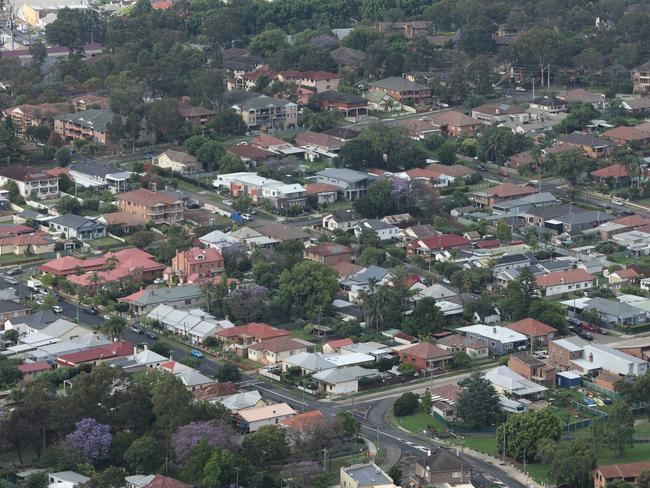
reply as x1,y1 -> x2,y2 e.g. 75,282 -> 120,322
493,326 -> 497,334
133,345 -> 138,355
144,344 -> 148,351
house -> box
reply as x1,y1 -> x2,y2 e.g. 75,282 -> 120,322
471,182 -> 537,209
247,337 -> 307,365
548,336 -> 589,372
397,342 -> 453,373
72,95 -> 110,112
491,192 -> 558,215
0,231 -> 55,257
401,224 -> 437,241
48,471 -> 90,488
529,96 -> 566,113
593,461 -> 650,488
53,109 -> 122,145
160,360 -> 214,390
250,134 -> 304,157
17,361 -> 51,379
376,20 -> 432,38
508,352 -> 555,387
369,77 -> 431,105
426,163 -> 475,182
6,309 -> 58,334
316,168 -> 370,201
106,348 -> 168,373
632,60 -> 650,94
505,318 -> 557,344
312,365 -> 379,396
405,234 -> 470,258
412,449 -> 473,488
146,304 -> 232,343
0,165 -> 59,200
226,144 -> 279,165
340,265 -> 392,302
485,365 -> 548,399
192,381 -> 238,402
155,150 -> 203,175
2,102 -> 72,135
217,390 -> 265,412
544,209 -> 613,234
364,91 -> 403,112
234,402 -> 296,432
217,322 -> 290,346
457,324 -> 528,355
213,172 -> 307,210
177,102 -> 216,126
603,126 -> 650,145
354,219 -> 400,241
116,188 -> 184,225
330,46 -> 366,68
560,132 -> 615,158
119,284 -> 203,314
471,102 -> 528,124
99,212 -> 146,234
56,341 -> 133,368
0,300 -> 30,327
68,162 -> 131,193
230,93 -> 298,131
48,214 -> 107,241
323,338 -> 354,354
254,223 -> 310,242
536,269 -> 596,296
563,296 -> 649,327
436,333 -> 489,359
591,163 -> 630,183
507,150 -> 538,170
608,268 -> 640,288
340,463 -> 398,488
322,210 -> 364,231
280,410 -> 327,431
169,247 -> 224,284
621,97 -> 650,114
305,183 -> 338,205
304,242 -> 354,266
125,475 -> 192,488
311,91 -> 369,121
277,70 -> 342,92
556,88 -> 605,109
429,111 -> 482,137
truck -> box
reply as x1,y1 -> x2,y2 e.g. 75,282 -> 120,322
27,278 -> 42,292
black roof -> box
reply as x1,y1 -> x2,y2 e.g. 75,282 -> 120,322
19,310 -> 58,330
422,448 -> 472,472
312,90 -> 366,104
70,161 -> 122,178
322,127 -> 361,140
0,300 -> 29,314
497,253 -> 537,265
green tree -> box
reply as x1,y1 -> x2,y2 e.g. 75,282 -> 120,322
637,470 -> 650,488
438,141 -> 457,165
25,473 -> 48,488
103,316 -> 126,340
515,27 -> 563,87
354,179 -> 398,218
548,440 -> 596,488
85,467 -> 126,488
124,436 -> 161,473
202,448 -> 252,488
421,392 -> 433,414
249,29 -> 289,58
214,363 -> 240,383
336,412 -> 360,439
394,392 -> 419,417
500,267 -> 540,319
605,401 -> 634,457
452,351 -> 472,369
456,371 -> 501,428
495,409 -> 561,461
241,425 -> 289,464
402,297 -> 444,337
278,261 -> 339,319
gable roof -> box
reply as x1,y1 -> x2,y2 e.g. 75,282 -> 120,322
247,336 -> 305,353
536,269 -> 596,287
0,165 -> 53,182
141,475 -> 192,488
161,149 -> 198,164
370,76 -> 429,92
430,111 -> 480,127
486,182 -> 538,198
401,342 -> 452,360
235,402 -> 296,422
603,126 -> 649,141
216,322 -> 290,340
279,410 -> 326,429
116,188 -> 181,206
594,461 -> 650,480
49,214 -> 105,230
591,163 -> 629,178
506,318 -> 557,337
408,234 -> 470,251
324,338 -> 354,350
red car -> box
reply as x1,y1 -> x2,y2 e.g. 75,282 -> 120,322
581,322 -> 608,335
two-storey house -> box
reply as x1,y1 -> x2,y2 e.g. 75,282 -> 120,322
115,188 -> 184,225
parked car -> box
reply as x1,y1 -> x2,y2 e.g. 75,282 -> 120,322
222,199 -> 233,206
103,314 -> 111,321
153,278 -> 165,285
3,277 -> 17,285
581,322 -> 604,334
190,349 -> 204,359
578,331 -> 594,341
52,305 -> 63,313
83,307 -> 97,315
241,213 -> 253,221
6,267 -> 22,276
131,326 -> 143,334
476,164 -> 487,171
145,331 -> 158,340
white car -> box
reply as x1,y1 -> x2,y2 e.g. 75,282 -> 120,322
241,213 -> 253,221
3,277 -> 17,285
52,305 -> 63,313
153,278 -> 165,285
103,314 -> 111,321
222,199 -> 233,206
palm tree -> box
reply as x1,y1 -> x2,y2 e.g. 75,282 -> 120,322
103,317 -> 126,340
200,280 -> 216,313
105,256 -> 118,271
89,272 -> 100,291
73,265 -> 84,276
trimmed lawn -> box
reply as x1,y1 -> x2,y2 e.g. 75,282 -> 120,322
397,411 -> 448,435
89,236 -> 124,249
598,443 -> 650,465
461,436 -> 500,457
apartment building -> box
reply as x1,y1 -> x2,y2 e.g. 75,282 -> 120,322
369,77 -> 432,105
230,94 -> 298,131
115,188 -> 184,225
53,109 -> 123,145
3,103 -> 72,135
213,172 -> 307,209
0,165 -> 59,200
170,247 -> 224,283
315,168 -> 370,201
632,61 -> 650,94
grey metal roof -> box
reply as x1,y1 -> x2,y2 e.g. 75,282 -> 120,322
493,192 -> 557,211
232,94 -> 295,110
343,464 -> 392,486
562,132 -> 614,148
54,109 -> 121,133
317,168 -> 368,183
49,214 -> 106,231
18,310 -> 58,330
130,285 -> 202,306
341,265 -> 390,286
370,76 -> 429,92
584,297 -> 646,319
361,219 -> 395,230
0,300 -> 29,314
551,210 -> 613,226
70,161 -> 123,178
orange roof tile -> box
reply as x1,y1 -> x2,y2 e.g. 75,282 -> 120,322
536,269 -> 595,287
506,318 -> 557,338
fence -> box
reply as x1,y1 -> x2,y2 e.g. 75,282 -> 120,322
562,400 -> 648,432
582,380 -> 621,399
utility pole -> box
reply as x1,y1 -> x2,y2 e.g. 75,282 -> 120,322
322,447 -> 328,470
235,467 -> 240,488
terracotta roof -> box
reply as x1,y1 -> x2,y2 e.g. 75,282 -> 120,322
613,214 -> 650,227
405,168 -> 443,179
0,165 -> 53,182
634,121 -> 650,133
192,381 -> 238,400
506,318 -> 557,338
476,239 -> 501,249
430,111 -> 480,127
594,462 -> 650,480
151,1 -> 172,8
17,361 -> 51,373
305,183 -> 339,194
429,383 -> 462,402
401,342 -> 452,360
0,231 -> 51,247
247,336 -> 305,353
56,341 -> 133,366
46,167 -> 70,177
426,163 -> 474,177
591,163 -> 629,178
437,333 -> 487,350
613,268 -> 640,279
325,338 -> 354,350
330,261 -> 364,277
536,269 -> 596,287
101,212 -> 147,226
142,475 -> 192,488
280,410 -> 326,429
603,126 -> 649,142
486,183 -> 538,198
407,234 -> 470,251
177,247 -> 223,265
295,131 -> 344,150
305,242 -> 353,257
250,134 -> 288,148
217,322 -> 290,340
226,144 -> 277,160
177,103 -> 216,118
116,188 -> 181,207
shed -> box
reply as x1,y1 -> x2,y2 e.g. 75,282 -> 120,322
556,370 -> 582,388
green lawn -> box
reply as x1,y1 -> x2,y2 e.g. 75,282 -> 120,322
396,411 -> 448,435
88,236 -> 124,249
634,421 -> 650,436
461,436 -> 500,457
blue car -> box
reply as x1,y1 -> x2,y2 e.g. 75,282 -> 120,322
190,349 -> 204,359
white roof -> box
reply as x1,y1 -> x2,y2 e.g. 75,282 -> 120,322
485,366 -> 547,396
313,366 -> 378,384
584,343 -> 648,365
49,472 -> 90,484
414,283 -> 457,300
557,370 -> 582,379
199,229 -> 240,247
457,324 -> 527,343
552,338 -> 586,352
323,352 -> 374,367
236,402 -> 296,422
570,358 -> 602,371
124,475 -> 156,488
219,390 -> 263,411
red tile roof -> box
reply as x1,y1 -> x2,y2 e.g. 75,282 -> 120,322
116,188 -> 181,207
401,342 -> 452,360
603,126 -> 649,142
142,475 -> 192,488
506,318 -> 557,338
305,183 -> 339,194
426,163 -> 474,177
226,144 -> 278,160
404,168 -> 443,179
330,261 -> 364,277
591,163 -> 629,179
429,383 -> 462,402
280,410 -> 326,429
216,322 -> 290,340
178,247 -> 223,266
613,214 -> 650,227
247,336 -> 305,353
17,361 -> 51,374
430,111 -> 480,127
192,381 -> 238,400
407,234 -> 470,251
305,242 -> 353,257
324,338 -> 354,350
613,268 -> 640,279
594,462 -> 650,480
294,131 -> 344,150
476,239 -> 501,249
0,165 -> 54,182
486,183 -> 538,198
536,269 -> 596,287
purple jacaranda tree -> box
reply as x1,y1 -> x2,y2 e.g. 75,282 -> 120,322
172,420 -> 236,464
224,284 -> 269,322
280,461 -> 322,488
66,418 -> 112,463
